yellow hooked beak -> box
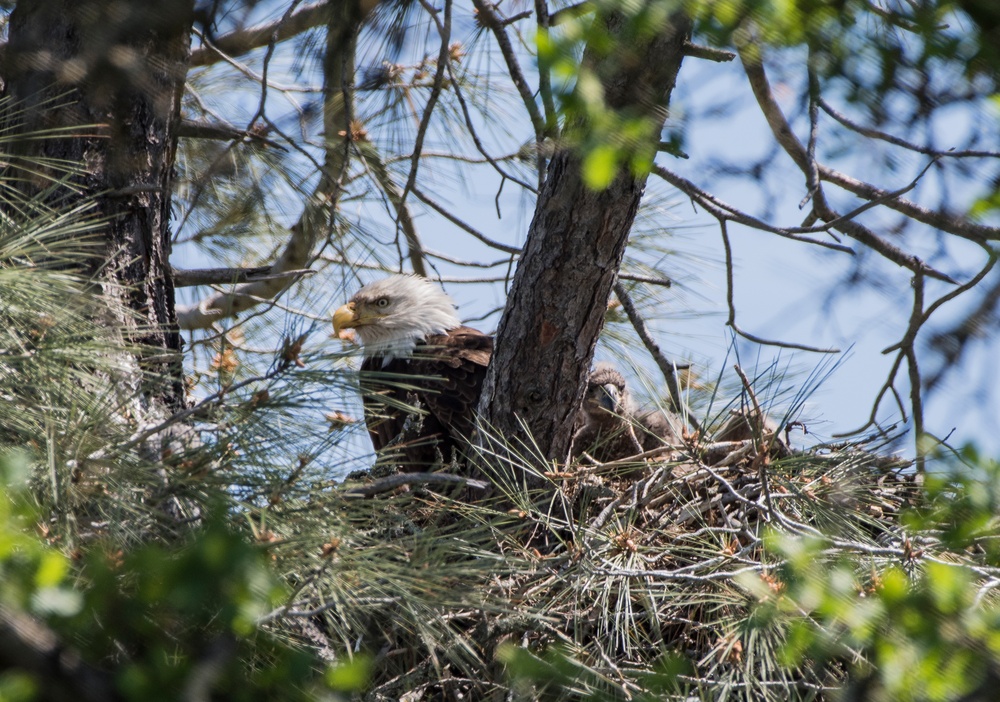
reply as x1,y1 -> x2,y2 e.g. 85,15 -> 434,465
332,301 -> 357,335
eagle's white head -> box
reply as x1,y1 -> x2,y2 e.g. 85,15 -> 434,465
332,275 -> 462,358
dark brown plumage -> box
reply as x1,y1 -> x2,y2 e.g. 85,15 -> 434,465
360,328 -> 492,468
715,408 -> 788,455
635,407 -> 684,449
572,364 -> 684,463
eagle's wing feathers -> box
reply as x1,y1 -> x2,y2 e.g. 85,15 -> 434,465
408,327 -> 492,442
359,326 -> 492,469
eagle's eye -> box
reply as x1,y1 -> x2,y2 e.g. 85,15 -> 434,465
375,297 -> 390,308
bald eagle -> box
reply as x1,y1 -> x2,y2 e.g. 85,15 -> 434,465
332,275 -> 492,470
573,363 -> 683,463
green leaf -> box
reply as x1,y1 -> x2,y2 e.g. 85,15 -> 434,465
0,671 -> 38,702
33,551 -> 68,588
583,144 -> 620,190
324,655 -> 372,692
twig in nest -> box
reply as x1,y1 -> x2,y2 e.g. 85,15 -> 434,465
343,472 -> 489,498
733,365 -> 775,521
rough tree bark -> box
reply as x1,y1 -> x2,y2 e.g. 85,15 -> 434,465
478,8 -> 692,470
3,0 -> 195,414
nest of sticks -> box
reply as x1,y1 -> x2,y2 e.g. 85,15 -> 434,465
287,426 -> 920,701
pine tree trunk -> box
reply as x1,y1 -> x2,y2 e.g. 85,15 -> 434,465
478,9 -> 692,472
3,0 -> 195,413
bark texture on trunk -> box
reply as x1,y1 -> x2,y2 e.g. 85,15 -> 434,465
4,0 -> 195,413
478,9 -> 692,470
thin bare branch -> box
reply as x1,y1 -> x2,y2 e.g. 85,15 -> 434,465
742,41 -> 1000,245
471,0 -> 545,141
737,37 -> 961,283
906,273 -> 926,471
443,61 -> 539,192
818,163 -> 1000,245
502,10 -> 533,25
926,265 -> 1000,390
178,119 -> 285,150
719,219 -> 840,353
424,250 -> 513,268
472,0 -> 547,185
194,28 -> 320,93
834,350 -> 908,438
613,281 -> 702,433
619,272 -> 672,287
172,266 -> 314,287
410,185 -> 521,254
652,165 -> 856,254
818,97 -> 1000,159
399,0 -> 452,207
343,472 -> 489,497
356,140 -> 427,276
923,252 -> 998,328
683,41 -> 735,62
245,0 -> 303,133
787,158 -> 939,235
802,57 -> 825,212
190,1 -> 333,67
